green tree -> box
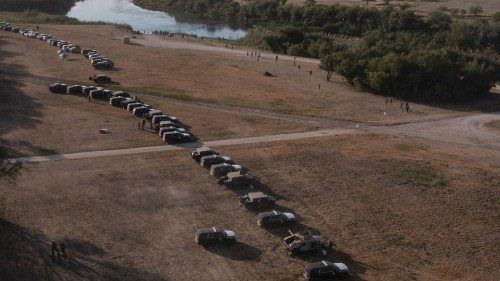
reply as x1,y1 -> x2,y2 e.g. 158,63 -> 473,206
336,53 -> 363,86
427,10 -> 452,31
492,11 -> 500,23
469,5 -> 483,17
319,54 -> 337,81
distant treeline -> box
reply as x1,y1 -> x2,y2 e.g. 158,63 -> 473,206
0,0 -> 77,15
134,0 -> 500,103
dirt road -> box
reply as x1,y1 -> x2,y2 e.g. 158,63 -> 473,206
13,128 -> 359,163
132,35 -> 320,65
383,112 -> 500,151
13,111 -> 500,164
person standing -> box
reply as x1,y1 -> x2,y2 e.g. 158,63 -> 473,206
60,242 -> 67,260
405,102 -> 410,112
51,240 -> 57,261
275,55 -> 278,62
141,119 -> 146,130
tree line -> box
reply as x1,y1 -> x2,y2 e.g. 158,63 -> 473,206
0,0 -> 78,15
134,0 -> 499,103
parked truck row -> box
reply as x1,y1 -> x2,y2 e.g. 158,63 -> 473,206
191,146 -> 349,280
1,23 -> 112,69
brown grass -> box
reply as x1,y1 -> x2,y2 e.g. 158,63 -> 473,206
1,134 -> 498,280
0,24 -> 469,125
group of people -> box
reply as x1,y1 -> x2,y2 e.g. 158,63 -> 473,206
246,51 -> 261,60
51,240 -> 67,262
386,98 -> 411,112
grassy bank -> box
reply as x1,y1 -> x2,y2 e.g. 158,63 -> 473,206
0,10 -> 133,30
0,0 -> 77,15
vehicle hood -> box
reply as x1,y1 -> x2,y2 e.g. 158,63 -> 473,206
283,213 -> 296,220
224,230 -> 236,238
334,263 -> 349,273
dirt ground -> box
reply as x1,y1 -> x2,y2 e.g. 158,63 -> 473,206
1,134 -> 498,281
0,31 -> 316,157
0,23 -> 499,281
2,24 -> 488,126
485,120 -> 500,132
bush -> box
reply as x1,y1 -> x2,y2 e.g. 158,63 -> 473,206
404,166 -> 446,188
0,146 -> 22,179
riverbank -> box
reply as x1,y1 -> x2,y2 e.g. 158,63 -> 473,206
0,0 -> 77,15
0,10 -> 133,30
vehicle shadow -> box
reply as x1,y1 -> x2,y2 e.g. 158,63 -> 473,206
0,218 -> 169,281
203,241 -> 262,261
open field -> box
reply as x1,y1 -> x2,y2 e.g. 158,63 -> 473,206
1,134 -> 499,280
0,23 -> 499,281
282,0 -> 500,16
3,24 -> 494,126
0,31 -> 317,157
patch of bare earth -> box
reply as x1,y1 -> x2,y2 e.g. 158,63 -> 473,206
1,134 -> 498,280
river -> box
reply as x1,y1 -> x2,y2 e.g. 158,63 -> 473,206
66,0 -> 246,39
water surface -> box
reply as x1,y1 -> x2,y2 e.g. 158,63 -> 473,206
67,0 -> 246,39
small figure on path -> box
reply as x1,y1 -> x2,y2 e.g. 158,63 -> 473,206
141,119 -> 146,129
400,102 -> 404,110
225,43 -> 228,48
390,98 -> 393,105
318,84 -> 321,90
51,240 -> 57,260
309,70 -> 312,76
385,98 -> 389,106
275,55 -> 278,62
87,94 -> 91,102
60,242 -> 67,260
294,57 -> 296,66
298,65 -> 301,69
405,102 -> 410,112
138,122 -> 141,130
246,51 -> 249,56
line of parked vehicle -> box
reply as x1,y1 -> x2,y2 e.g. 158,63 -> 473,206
48,78 -> 194,144
190,147 -> 350,280
111,92 -> 193,144
5,19 -> 350,279
0,22 -> 112,69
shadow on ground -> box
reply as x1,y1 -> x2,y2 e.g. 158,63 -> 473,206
203,241 -> 262,261
0,38 -> 55,157
0,218 -> 169,281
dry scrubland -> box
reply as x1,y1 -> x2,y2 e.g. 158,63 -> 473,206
1,134 -> 499,281
0,28 -> 318,157
283,0 -> 500,16
0,23 -> 499,281
2,24 -> 476,125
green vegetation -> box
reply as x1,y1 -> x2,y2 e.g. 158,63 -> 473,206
404,166 -> 447,189
0,146 -> 22,179
0,0 -> 76,15
134,0 -> 499,103
0,10 -> 132,30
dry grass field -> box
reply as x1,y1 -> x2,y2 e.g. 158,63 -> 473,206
1,24 -> 481,125
0,23 -> 499,281
0,30 -> 317,157
1,134 -> 498,280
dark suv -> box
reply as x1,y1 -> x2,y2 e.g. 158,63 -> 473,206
195,227 -> 236,245
304,261 -> 349,280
